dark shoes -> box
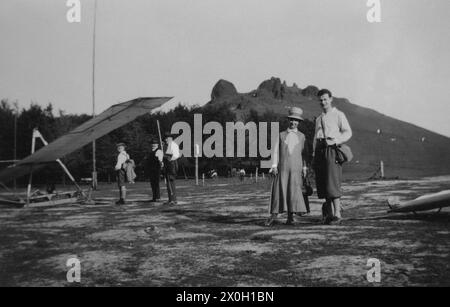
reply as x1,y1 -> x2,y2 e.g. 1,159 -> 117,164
265,214 -> 297,226
285,214 -> 295,225
323,215 -> 343,225
296,212 -> 310,217
163,201 -> 177,206
115,199 -> 125,205
323,215 -> 332,225
285,219 -> 295,225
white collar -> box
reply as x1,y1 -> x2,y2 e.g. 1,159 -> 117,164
287,128 -> 298,133
322,107 -> 337,116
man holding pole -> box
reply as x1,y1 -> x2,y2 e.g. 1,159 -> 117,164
163,132 -> 180,205
313,89 -> 352,224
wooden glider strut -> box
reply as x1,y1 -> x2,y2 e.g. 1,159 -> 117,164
25,128 -> 85,206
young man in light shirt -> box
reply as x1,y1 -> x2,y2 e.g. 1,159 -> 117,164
313,89 -> 352,224
115,143 -> 130,205
163,132 -> 180,205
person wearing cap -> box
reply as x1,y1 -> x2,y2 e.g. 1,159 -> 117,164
265,107 -> 308,226
163,132 -> 180,205
313,89 -> 352,224
147,138 -> 164,202
115,143 -> 130,205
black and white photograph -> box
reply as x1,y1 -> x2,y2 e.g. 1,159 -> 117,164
0,0 -> 449,291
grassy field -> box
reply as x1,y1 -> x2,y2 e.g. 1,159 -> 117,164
0,176 -> 449,286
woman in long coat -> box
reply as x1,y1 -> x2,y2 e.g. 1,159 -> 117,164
265,107 -> 308,226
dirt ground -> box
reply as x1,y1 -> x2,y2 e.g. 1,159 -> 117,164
0,175 -> 449,287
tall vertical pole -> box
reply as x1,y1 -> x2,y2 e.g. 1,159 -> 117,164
156,120 -> 169,190
91,0 -> 98,190
13,110 -> 17,192
377,129 -> 383,179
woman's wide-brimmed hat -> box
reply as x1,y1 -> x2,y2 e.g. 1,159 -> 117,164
287,107 -> 304,121
116,142 -> 126,148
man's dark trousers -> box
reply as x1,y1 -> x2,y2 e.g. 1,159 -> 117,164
150,173 -> 160,200
164,158 -> 178,203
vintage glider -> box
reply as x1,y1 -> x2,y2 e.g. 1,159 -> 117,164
0,97 -> 172,207
387,190 -> 450,214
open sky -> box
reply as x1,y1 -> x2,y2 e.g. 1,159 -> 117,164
1,0 -> 449,136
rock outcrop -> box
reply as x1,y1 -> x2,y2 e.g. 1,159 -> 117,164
211,79 -> 238,101
301,85 -> 319,97
257,77 -> 285,99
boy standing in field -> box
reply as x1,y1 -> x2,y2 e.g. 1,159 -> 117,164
115,143 -> 130,205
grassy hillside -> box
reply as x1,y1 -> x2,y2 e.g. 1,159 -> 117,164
205,78 -> 450,179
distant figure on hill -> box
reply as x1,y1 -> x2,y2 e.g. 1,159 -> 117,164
239,168 -> 246,181
313,89 -> 352,224
208,169 -> 218,179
